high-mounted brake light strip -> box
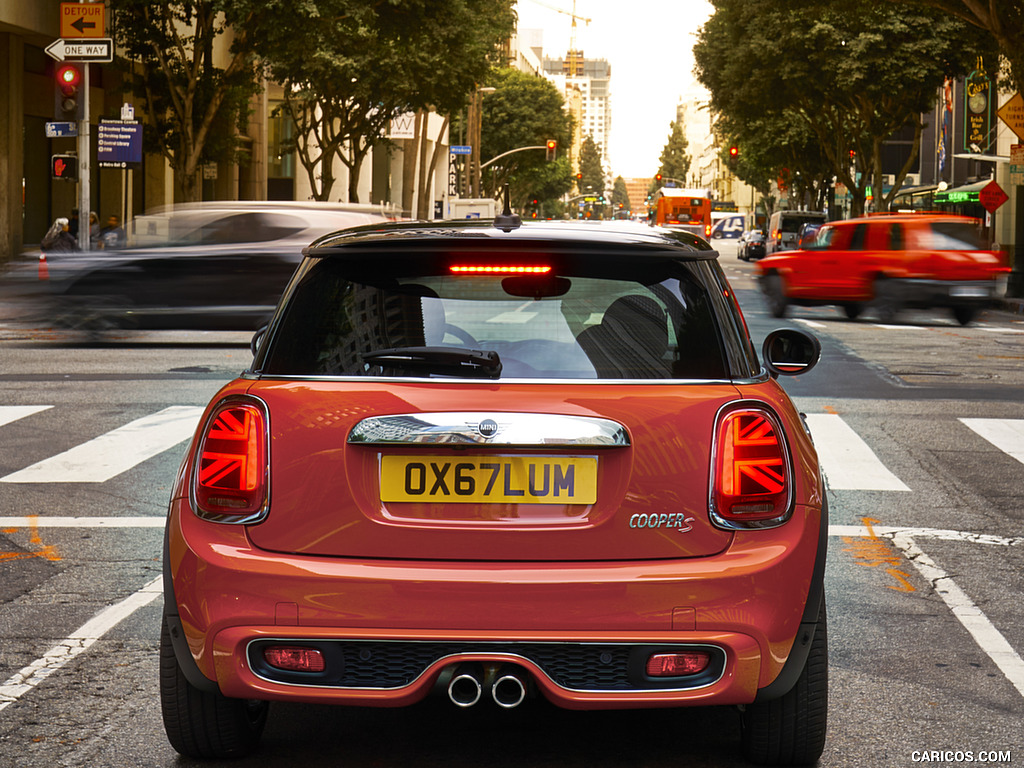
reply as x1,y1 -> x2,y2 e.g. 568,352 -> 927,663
450,265 -> 552,274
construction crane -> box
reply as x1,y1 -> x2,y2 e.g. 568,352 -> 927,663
524,0 -> 591,76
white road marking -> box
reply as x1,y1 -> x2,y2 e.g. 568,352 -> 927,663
0,406 -> 203,484
0,519 -> 1021,711
960,418 -> 1024,466
803,413 -> 911,491
0,405 -> 52,428
0,576 -> 162,713
892,533 -> 1024,699
793,318 -> 827,329
0,517 -> 165,528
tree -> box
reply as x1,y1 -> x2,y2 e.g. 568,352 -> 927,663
470,67 -> 574,209
882,0 -> 1024,92
110,0 -> 261,202
248,0 -> 515,202
611,176 -> 631,212
695,0 -> 994,216
578,135 -> 605,198
656,121 -> 691,187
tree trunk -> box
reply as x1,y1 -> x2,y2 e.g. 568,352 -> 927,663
419,114 -> 451,220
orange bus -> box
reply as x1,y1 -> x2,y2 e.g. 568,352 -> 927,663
653,189 -> 713,239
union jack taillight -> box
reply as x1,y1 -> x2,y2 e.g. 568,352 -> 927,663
193,398 -> 268,523
710,405 -> 792,528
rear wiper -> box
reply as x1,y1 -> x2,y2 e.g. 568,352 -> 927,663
360,346 -> 502,379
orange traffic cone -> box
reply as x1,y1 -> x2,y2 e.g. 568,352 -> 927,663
38,252 -> 49,280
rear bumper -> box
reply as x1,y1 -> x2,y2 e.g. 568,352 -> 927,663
895,277 -> 1005,308
165,500 -> 823,709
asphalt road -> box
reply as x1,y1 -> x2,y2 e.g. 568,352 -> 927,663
0,238 -> 1022,767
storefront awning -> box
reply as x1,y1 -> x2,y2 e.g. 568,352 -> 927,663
933,179 -> 990,205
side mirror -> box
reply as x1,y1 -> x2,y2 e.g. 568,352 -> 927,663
762,328 -> 820,377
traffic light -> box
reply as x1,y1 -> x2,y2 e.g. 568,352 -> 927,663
545,139 -> 557,161
729,146 -> 739,158
51,154 -> 78,181
54,64 -> 83,121
655,173 -> 662,182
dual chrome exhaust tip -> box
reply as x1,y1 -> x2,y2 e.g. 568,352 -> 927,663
446,664 -> 529,710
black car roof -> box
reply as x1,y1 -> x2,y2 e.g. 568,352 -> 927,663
304,219 -> 718,260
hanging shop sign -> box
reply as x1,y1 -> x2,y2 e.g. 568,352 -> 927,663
963,60 -> 992,154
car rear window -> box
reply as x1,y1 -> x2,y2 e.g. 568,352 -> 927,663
916,221 -> 988,251
258,257 -> 729,380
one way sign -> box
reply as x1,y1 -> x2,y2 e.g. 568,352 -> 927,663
45,38 -> 113,63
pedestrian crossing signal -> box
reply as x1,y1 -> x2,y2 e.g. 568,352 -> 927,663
51,154 -> 78,181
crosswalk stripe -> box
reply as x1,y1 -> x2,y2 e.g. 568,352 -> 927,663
0,405 -> 53,428
803,413 -> 911,491
960,418 -> 1024,466
0,406 -> 204,484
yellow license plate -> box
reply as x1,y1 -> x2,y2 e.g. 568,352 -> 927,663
380,455 -> 597,504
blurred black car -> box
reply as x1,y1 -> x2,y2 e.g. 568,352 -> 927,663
739,229 -> 766,261
6,202 -> 392,331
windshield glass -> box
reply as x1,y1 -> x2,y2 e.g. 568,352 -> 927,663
260,258 -> 728,380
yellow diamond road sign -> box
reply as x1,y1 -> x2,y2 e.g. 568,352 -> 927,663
61,2 -> 105,39
997,92 -> 1024,142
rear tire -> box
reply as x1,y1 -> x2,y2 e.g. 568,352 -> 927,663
872,277 -> 899,323
160,616 -> 268,758
952,306 -> 978,326
763,274 -> 789,318
841,303 -> 863,320
740,602 -> 828,766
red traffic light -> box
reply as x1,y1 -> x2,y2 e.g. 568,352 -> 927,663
729,146 -> 739,157
545,139 -> 557,161
57,64 -> 81,93
655,173 -> 662,181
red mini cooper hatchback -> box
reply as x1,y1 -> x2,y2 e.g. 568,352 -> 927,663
161,216 -> 827,765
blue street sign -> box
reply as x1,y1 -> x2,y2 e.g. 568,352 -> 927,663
97,119 -> 143,167
450,145 -> 472,155
45,121 -> 78,138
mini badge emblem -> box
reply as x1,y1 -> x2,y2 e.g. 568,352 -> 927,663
477,418 -> 499,438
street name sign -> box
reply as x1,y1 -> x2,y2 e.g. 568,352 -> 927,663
450,145 -> 472,155
45,121 -> 78,138
45,38 -> 113,63
60,2 -> 105,38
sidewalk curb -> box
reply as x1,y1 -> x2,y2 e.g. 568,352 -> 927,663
1002,298 -> 1024,315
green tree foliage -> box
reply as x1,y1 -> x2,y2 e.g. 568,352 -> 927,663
695,0 -> 994,215
110,0 -> 261,202
611,176 -> 631,212
472,67 -> 574,209
247,0 -> 515,202
657,121 -> 691,187
578,135 -> 605,198
883,0 -> 1023,92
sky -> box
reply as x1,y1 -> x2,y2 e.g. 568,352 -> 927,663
513,0 -> 714,180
